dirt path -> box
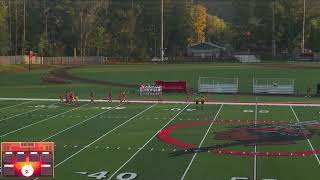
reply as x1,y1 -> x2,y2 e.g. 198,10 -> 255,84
49,66 -> 139,88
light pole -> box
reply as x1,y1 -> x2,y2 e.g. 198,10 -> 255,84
302,0 -> 306,53
272,0 -> 276,58
22,0 -> 26,57
161,0 -> 164,61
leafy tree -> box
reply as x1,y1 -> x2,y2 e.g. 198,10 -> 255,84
206,15 -> 226,42
166,0 -> 194,57
192,4 -> 207,43
308,18 -> 320,51
0,1 -> 8,55
88,26 -> 108,56
38,32 -> 49,56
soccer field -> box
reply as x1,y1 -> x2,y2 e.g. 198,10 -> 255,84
1,99 -> 320,180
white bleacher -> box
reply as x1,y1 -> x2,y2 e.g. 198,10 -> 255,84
235,55 -> 262,63
253,78 -> 295,95
198,77 -> 238,94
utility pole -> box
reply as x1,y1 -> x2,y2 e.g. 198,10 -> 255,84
272,0 -> 276,58
44,0 -> 48,35
8,0 -> 12,55
22,0 -> 26,57
80,0 -> 83,59
15,0 -> 18,63
161,0 -> 164,61
131,0 -> 134,10
302,0 -> 306,53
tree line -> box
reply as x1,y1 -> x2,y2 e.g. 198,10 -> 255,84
0,0 -> 319,60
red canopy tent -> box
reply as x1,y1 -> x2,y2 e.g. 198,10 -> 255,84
155,80 -> 187,92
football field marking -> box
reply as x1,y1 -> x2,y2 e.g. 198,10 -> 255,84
290,105 -> 320,166
108,103 -> 191,180
4,97 -> 320,107
0,105 -> 48,123
41,104 -> 123,142
254,102 -> 258,180
180,104 -> 223,180
53,103 -> 157,168
0,104 -> 88,138
0,101 -> 32,111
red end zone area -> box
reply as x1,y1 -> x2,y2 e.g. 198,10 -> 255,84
157,120 -> 320,157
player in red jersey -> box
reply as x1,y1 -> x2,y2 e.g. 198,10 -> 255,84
119,91 -> 124,103
69,92 -> 74,104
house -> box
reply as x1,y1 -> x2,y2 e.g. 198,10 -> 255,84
187,42 -> 227,58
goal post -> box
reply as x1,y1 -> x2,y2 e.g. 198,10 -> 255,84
253,78 -> 295,95
198,77 -> 238,94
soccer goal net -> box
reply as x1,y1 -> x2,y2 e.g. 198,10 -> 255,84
198,77 -> 238,93
253,78 -> 295,95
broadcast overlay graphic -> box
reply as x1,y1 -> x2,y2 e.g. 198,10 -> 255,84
1,142 -> 54,178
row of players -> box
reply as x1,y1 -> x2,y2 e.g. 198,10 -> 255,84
59,91 -> 128,106
139,84 -> 162,96
59,90 -> 208,106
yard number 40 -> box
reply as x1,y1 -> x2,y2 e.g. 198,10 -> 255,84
231,178 -> 276,180
86,171 -> 137,180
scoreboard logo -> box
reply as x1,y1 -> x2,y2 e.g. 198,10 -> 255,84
1,142 -> 54,178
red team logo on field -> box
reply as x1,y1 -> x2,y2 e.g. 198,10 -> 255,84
157,120 -> 320,157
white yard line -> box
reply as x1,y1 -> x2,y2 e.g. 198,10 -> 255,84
0,101 -> 32,111
0,106 -> 46,123
0,104 -> 88,138
107,103 -> 191,180
253,101 -> 258,180
2,97 -> 320,107
180,104 -> 223,180
54,103 -> 157,168
290,105 -> 320,166
41,104 -> 123,142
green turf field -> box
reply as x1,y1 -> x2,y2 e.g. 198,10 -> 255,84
1,63 -> 320,102
1,100 -> 320,180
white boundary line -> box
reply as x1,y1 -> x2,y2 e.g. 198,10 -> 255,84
0,101 -> 32,111
253,101 -> 258,180
108,103 -> 191,180
180,104 -> 223,180
0,104 -> 89,138
41,103 -> 123,142
1,97 -> 320,107
53,103 -> 157,168
290,105 -> 320,166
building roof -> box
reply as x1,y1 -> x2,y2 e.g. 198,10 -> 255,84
188,42 -> 226,51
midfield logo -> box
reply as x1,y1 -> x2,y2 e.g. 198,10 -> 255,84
157,120 -> 320,157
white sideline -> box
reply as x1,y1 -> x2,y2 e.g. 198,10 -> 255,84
0,104 -> 88,138
0,101 -> 32,111
53,103 -> 157,168
180,104 -> 223,180
1,97 -> 320,107
41,103 -> 123,142
108,103 -> 191,180
290,105 -> 320,166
